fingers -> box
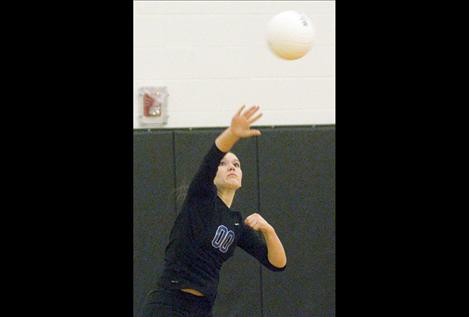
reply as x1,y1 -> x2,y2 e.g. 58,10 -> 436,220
244,218 -> 258,229
245,213 -> 257,221
236,105 -> 246,117
248,112 -> 263,124
235,105 -> 262,121
244,105 -> 260,119
245,106 -> 263,135
248,219 -> 258,226
244,213 -> 261,225
244,213 -> 271,232
246,213 -> 260,220
249,129 -> 262,137
245,217 -> 264,232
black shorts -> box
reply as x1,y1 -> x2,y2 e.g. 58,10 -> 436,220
141,287 -> 214,317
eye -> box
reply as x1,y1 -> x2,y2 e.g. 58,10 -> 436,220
220,161 -> 225,166
234,163 -> 240,168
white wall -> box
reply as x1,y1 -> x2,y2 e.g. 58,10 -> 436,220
134,0 -> 335,129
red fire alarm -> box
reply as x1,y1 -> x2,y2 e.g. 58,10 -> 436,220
138,87 -> 169,126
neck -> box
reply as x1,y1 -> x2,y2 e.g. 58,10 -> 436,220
217,188 -> 236,208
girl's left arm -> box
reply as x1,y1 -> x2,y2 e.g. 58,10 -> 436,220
261,226 -> 287,268
244,213 -> 287,268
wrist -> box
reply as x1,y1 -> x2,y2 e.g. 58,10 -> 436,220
228,127 -> 241,139
216,128 -> 240,152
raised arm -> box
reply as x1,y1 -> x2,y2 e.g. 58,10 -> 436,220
186,105 -> 263,200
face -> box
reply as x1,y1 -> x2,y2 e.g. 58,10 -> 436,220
214,152 -> 242,190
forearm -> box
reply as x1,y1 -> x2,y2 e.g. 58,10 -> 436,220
215,128 -> 240,153
262,226 -> 287,268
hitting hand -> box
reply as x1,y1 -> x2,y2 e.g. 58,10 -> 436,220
230,105 -> 263,138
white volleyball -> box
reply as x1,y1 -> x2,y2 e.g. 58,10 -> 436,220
266,10 -> 315,60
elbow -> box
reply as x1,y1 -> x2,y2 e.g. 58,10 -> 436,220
268,259 -> 287,272
270,264 -> 287,272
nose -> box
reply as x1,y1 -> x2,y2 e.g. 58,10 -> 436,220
228,165 -> 235,172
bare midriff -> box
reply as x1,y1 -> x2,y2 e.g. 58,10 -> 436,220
180,288 -> 205,297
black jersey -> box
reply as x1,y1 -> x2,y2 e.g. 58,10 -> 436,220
157,143 -> 286,302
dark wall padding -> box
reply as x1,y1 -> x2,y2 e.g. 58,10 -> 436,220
133,126 -> 335,317
133,131 -> 176,317
258,127 -> 336,317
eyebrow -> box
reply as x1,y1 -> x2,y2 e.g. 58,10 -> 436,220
221,159 -> 240,164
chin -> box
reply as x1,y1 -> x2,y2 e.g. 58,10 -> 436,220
227,182 -> 241,190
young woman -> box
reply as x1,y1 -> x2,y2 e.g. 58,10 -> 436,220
142,105 -> 287,317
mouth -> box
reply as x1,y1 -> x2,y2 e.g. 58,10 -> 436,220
227,174 -> 237,178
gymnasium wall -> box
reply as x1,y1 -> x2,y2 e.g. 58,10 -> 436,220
133,125 -> 335,317
134,0 -> 335,129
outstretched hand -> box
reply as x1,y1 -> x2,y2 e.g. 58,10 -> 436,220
230,105 -> 263,138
